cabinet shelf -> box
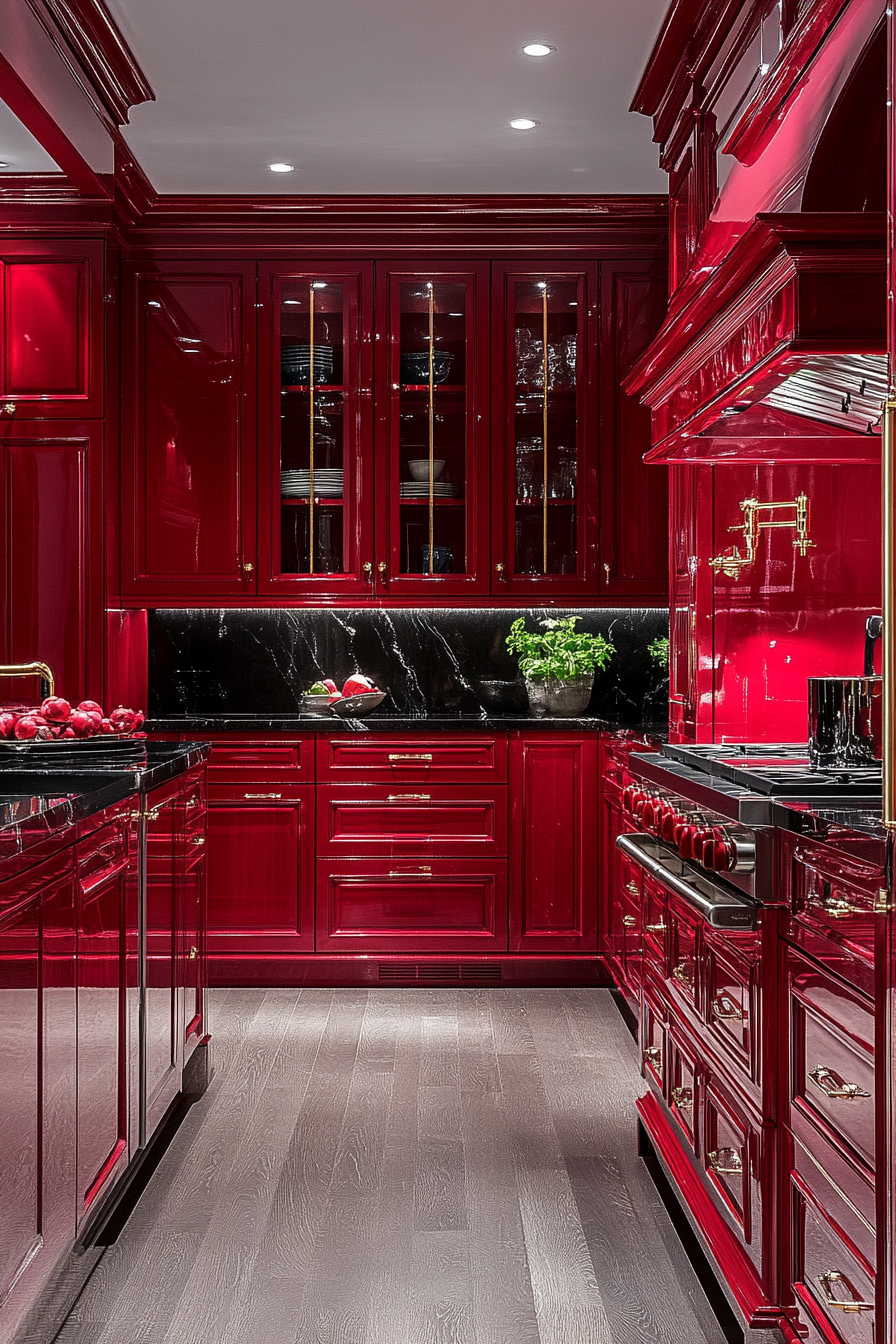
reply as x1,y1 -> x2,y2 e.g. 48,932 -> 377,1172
282,497 -> 345,507
398,497 -> 466,507
281,384 -> 347,393
397,384 -> 466,394
514,498 -> 577,508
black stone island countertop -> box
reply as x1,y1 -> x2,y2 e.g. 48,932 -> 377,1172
0,742 -> 209,853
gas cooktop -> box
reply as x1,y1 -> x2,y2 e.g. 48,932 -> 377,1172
662,742 -> 883,798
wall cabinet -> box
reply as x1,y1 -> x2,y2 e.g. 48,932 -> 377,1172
0,241 -> 104,420
119,256 -> 667,604
121,263 -> 257,602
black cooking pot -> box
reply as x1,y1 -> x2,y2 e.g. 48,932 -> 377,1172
807,616 -> 882,768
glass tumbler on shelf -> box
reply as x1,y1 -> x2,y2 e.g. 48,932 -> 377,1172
516,437 -> 543,502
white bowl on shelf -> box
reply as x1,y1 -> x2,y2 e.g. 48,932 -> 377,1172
407,459 -> 445,481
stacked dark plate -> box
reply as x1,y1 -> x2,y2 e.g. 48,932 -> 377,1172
282,343 -> 334,385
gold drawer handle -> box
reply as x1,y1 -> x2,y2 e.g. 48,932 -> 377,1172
189,946 -> 198,960
671,1086 -> 692,1110
712,994 -> 744,1022
622,915 -> 637,928
817,1270 -> 873,1313
708,1147 -> 743,1176
388,753 -> 433,762
624,880 -> 639,896
646,922 -> 666,933
643,1046 -> 661,1068
809,1065 -> 870,1101
672,961 -> 694,986
386,793 -> 431,802
244,792 -> 283,799
388,866 -> 433,878
190,836 -> 205,846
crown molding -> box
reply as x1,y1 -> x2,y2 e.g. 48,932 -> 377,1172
25,0 -> 154,129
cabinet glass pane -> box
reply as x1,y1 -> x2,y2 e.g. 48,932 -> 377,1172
511,278 -> 582,577
279,280 -> 349,576
395,280 -> 468,577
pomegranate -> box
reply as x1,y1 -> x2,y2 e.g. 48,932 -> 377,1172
61,727 -> 76,739
40,696 -> 72,723
70,710 -> 92,737
133,710 -> 146,729
14,716 -> 40,739
99,718 -> 116,734
0,713 -> 18,738
77,700 -> 104,716
110,707 -> 137,733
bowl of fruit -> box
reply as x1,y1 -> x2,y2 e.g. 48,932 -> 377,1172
303,680 -> 341,714
330,674 -> 387,718
0,697 -> 146,750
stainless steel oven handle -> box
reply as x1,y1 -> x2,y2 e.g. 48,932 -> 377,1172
615,833 -> 758,930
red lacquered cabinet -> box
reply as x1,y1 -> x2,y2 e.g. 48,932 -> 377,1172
257,262 -> 375,598
0,241 -> 104,419
120,262 -> 257,601
0,420 -> 104,705
509,733 -> 598,952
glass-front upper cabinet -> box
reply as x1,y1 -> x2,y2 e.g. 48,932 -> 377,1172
257,264 -> 374,596
493,266 -> 598,594
376,264 -> 490,596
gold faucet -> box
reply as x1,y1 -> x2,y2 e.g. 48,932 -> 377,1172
0,661 -> 56,698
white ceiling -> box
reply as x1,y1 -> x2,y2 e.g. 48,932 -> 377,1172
104,0 -> 668,195
0,99 -> 61,173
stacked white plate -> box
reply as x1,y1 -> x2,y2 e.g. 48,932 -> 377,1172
399,481 -> 460,498
282,469 -> 343,499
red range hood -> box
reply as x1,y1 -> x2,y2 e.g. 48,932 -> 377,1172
625,212 -> 886,464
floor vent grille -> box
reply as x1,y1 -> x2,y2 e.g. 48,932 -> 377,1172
378,963 -> 502,984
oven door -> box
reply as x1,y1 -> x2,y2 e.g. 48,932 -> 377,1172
615,833 -> 759,930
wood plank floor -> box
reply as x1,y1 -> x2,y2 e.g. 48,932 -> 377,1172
55,988 -> 727,1344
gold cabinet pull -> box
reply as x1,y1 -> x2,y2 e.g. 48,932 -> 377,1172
812,891 -> 862,918
624,880 -> 639,896
388,753 -> 433,762
622,915 -> 637,928
711,994 -> 744,1021
672,961 -> 694,987
707,1147 -> 743,1176
377,560 -> 388,576
243,561 -> 254,572
646,922 -> 666,933
1,401 -> 15,414
817,1270 -> 873,1313
244,792 -> 283,799
190,836 -> 206,846
809,1065 -> 870,1101
362,561 -> 373,577
494,562 -> 506,580
189,946 -> 199,960
643,1046 -> 661,1068
671,1086 -> 692,1110
388,866 -> 433,878
386,793 -> 431,802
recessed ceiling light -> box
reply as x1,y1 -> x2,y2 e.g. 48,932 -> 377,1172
268,162 -> 294,173
523,43 -> 554,57
311,281 -> 327,289
283,299 -> 300,305
448,312 -> 463,317
510,118 -> 539,131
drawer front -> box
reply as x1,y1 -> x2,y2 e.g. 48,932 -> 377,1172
701,1073 -> 763,1270
666,892 -> 699,1013
667,1027 -> 699,1152
316,786 -> 507,856
704,931 -> 757,1084
619,893 -> 641,996
641,874 -> 667,971
317,735 -> 507,783
77,816 -> 129,883
788,953 -> 874,1175
788,840 -> 878,984
205,737 -> 314,782
316,859 -> 508,953
640,976 -> 666,1094
791,1149 -> 875,1344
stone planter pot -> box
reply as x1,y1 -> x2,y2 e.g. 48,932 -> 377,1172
524,673 -> 594,718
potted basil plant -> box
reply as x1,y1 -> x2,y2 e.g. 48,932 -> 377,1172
506,616 -> 615,717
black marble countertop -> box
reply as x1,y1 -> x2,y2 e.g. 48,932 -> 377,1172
150,713 -> 668,738
0,744 -> 209,854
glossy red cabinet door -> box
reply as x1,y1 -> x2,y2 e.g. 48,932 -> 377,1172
121,263 -> 257,600
0,241 -> 104,418
205,786 -> 315,970
375,262 -> 491,597
0,421 -> 103,705
257,263 -> 375,597
598,259 -> 668,599
509,734 -> 598,952
76,823 -> 130,1222
491,264 -> 599,597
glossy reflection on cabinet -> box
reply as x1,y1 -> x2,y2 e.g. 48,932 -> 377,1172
258,264 -> 374,596
379,264 -> 490,595
493,266 -> 598,595
122,263 -> 257,599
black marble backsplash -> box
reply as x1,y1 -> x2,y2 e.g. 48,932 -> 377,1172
148,608 -> 669,724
